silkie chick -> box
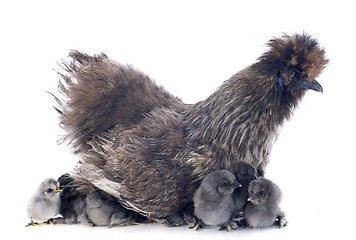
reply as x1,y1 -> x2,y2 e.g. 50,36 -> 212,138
193,170 -> 241,229
27,178 -> 62,225
244,178 -> 282,228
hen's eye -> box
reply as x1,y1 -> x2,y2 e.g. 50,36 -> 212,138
259,190 -> 265,196
242,172 -> 247,176
223,182 -> 229,187
292,71 -> 300,80
46,188 -> 54,193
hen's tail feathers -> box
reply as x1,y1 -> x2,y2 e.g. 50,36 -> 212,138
55,50 -> 181,153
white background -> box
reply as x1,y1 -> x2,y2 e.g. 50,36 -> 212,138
1,0 -> 355,239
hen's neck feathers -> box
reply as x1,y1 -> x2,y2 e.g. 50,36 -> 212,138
184,64 -> 302,169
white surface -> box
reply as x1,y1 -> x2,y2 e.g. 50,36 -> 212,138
1,0 -> 355,239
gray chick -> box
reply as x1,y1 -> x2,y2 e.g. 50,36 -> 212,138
244,178 -> 281,228
229,161 -> 257,214
193,170 -> 241,228
27,178 -> 62,223
58,174 -> 135,226
85,189 -> 130,226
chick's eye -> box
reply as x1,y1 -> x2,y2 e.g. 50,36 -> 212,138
259,190 -> 265,196
46,188 -> 54,193
242,172 -> 247,176
223,182 -> 229,187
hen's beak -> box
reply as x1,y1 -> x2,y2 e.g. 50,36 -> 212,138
299,79 -> 323,93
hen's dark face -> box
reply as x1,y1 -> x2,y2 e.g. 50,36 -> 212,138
279,68 -> 323,93
259,33 -> 328,96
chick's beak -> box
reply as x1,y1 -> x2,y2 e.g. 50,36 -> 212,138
247,196 -> 254,202
55,187 -> 63,193
235,180 -> 242,188
299,79 -> 323,93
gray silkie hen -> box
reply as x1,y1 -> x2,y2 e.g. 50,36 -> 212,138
53,33 -> 328,219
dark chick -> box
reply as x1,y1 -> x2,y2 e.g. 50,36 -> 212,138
244,178 -> 282,228
193,170 -> 241,227
53,33 -> 328,219
229,162 -> 257,214
57,173 -> 90,224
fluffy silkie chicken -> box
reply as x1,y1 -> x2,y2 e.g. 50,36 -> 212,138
54,33 -> 328,220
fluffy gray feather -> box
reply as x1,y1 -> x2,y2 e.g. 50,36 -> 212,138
244,178 -> 281,228
27,178 -> 62,221
193,170 -> 241,226
58,173 -> 135,226
85,190 -> 130,226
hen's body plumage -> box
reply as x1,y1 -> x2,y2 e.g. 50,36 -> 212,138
56,34 -> 328,219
